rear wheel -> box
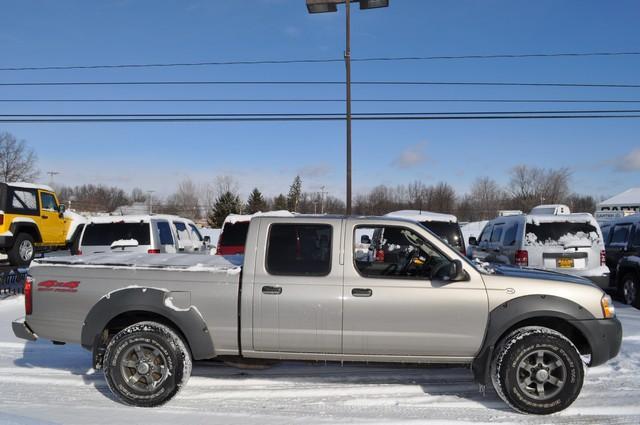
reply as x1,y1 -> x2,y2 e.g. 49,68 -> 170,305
620,273 -> 639,308
7,233 -> 35,267
491,327 -> 584,414
103,321 -> 192,407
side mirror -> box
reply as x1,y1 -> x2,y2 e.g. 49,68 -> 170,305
203,235 -> 211,245
468,236 -> 477,246
58,204 -> 66,216
448,260 -> 468,281
360,235 -> 371,244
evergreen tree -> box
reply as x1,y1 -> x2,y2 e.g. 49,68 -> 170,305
273,194 -> 288,211
207,191 -> 241,228
246,188 -> 267,214
287,175 -> 302,212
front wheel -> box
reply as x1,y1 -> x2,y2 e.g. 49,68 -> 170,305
491,327 -> 584,414
103,321 -> 192,407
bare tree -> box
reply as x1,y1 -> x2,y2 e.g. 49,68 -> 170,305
468,177 -> 504,220
164,178 -> 200,219
508,165 -> 571,212
0,132 -> 39,182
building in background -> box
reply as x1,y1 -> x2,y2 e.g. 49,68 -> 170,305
595,188 -> 640,221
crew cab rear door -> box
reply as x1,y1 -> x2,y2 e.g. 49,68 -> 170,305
343,219 -> 488,358
251,218 -> 342,354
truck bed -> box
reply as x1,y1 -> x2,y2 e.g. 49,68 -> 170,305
28,253 -> 243,354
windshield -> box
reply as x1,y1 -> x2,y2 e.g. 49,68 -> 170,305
524,222 -> 600,246
420,221 -> 463,249
82,222 -> 151,246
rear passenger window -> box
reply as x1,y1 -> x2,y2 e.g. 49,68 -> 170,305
9,189 -> 38,214
266,224 -> 332,276
156,221 -> 174,245
479,225 -> 492,243
632,225 -> 640,246
503,223 -> 518,245
611,224 -> 632,244
490,224 -> 503,243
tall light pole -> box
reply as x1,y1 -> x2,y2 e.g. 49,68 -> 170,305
146,190 -> 155,214
306,0 -> 389,215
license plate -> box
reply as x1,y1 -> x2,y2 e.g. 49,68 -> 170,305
557,258 -> 574,268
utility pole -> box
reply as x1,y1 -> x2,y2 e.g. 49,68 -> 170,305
46,171 -> 59,184
146,190 -> 155,214
345,0 -> 352,215
319,185 -> 329,214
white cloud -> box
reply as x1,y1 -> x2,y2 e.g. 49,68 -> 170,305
391,142 -> 429,169
614,148 -> 640,172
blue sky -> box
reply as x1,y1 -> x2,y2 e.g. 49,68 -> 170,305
1,0 -> 639,200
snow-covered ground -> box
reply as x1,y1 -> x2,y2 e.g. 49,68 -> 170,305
0,296 -> 639,424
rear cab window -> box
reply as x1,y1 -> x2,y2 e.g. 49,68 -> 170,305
266,223 -> 332,276
82,222 -> 151,246
220,221 -> 250,247
524,221 -> 600,246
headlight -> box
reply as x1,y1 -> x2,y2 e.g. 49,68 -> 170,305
601,294 -> 615,319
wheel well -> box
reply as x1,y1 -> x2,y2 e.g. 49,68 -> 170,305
102,310 -> 193,356
617,267 -> 639,287
13,225 -> 42,243
498,317 -> 591,356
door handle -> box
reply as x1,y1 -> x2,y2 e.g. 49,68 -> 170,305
352,288 -> 372,297
262,286 -> 282,295
41,216 -> 48,219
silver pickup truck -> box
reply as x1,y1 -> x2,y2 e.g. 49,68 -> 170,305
12,215 -> 622,414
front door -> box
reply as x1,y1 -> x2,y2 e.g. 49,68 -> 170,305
343,220 -> 488,358
252,221 -> 342,353
38,191 -> 65,244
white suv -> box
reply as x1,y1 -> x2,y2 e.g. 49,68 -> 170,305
468,211 -> 610,288
76,214 -> 208,255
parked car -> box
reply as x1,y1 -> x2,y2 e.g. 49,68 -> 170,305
384,210 -> 465,254
603,214 -> 640,307
216,211 -> 293,255
468,211 -> 610,288
0,182 -> 83,266
14,215 -> 621,414
76,215 -> 208,255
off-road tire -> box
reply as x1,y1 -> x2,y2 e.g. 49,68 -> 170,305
491,326 -> 584,415
103,321 -> 192,407
620,273 -> 639,308
7,233 -> 35,267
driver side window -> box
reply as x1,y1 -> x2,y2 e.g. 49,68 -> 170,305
354,225 -> 451,279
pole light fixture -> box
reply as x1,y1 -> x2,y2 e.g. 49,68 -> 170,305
306,0 -> 389,215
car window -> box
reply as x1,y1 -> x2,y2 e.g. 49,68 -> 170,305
173,221 -> 190,241
524,222 -> 600,246
156,221 -> 174,245
479,224 -> 493,243
611,224 -> 632,244
419,221 -> 463,250
40,192 -> 58,211
82,222 -> 151,246
601,225 -> 611,243
354,225 -> 451,280
188,224 -> 203,241
503,222 -> 518,245
9,188 -> 38,214
266,223 -> 332,276
490,224 -> 504,243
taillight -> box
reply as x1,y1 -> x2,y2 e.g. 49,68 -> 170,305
25,276 -> 33,315
515,250 -> 529,267
148,249 -> 160,254
600,250 -> 606,266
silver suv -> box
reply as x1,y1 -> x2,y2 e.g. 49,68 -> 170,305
468,212 -> 610,288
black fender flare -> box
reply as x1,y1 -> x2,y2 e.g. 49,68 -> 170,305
615,258 -> 640,285
10,222 -> 43,244
471,294 -> 595,385
81,287 -> 215,361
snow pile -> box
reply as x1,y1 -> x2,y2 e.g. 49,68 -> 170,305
525,231 -> 601,247
224,210 -> 294,225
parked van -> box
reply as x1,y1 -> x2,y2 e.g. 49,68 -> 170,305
468,211 -> 610,288
76,215 -> 208,255
384,210 -> 465,254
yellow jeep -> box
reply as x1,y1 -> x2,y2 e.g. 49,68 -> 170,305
0,182 -> 78,266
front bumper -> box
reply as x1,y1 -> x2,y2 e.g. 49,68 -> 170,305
572,317 -> 622,367
12,317 -> 37,341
